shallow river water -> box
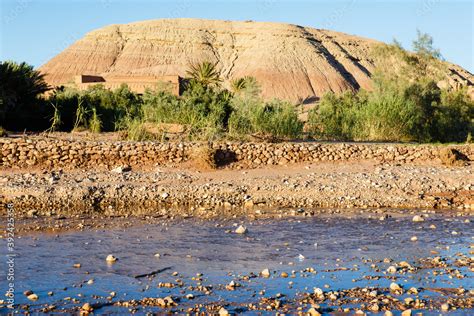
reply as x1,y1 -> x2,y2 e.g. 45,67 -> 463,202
1,212 -> 473,314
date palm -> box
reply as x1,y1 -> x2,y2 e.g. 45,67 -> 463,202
186,61 -> 221,87
231,76 -> 257,93
0,61 -> 50,122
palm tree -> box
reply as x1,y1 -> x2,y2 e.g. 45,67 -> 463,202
231,76 -> 258,93
0,61 -> 50,122
186,61 -> 221,87
230,77 -> 247,93
230,76 -> 261,98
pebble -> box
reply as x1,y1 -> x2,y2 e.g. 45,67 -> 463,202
106,254 -> 118,262
235,225 -> 247,234
369,303 -> 380,312
441,303 -> 450,311
218,307 -> 230,315
81,303 -> 93,313
307,307 -> 321,316
412,215 -> 424,222
389,282 -> 402,292
401,309 -> 412,316
313,287 -> 324,297
387,266 -> 397,274
410,236 -> 418,242
407,287 -> 418,295
261,268 -> 271,278
27,293 -> 38,301
111,166 -> 131,174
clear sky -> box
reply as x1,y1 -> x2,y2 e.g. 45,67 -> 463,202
1,0 -> 473,72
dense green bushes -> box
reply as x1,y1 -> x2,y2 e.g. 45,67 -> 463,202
308,32 -> 473,143
48,84 -> 142,132
308,81 -> 473,143
1,35 -> 473,143
229,97 -> 302,140
118,63 -> 302,141
136,81 -> 233,140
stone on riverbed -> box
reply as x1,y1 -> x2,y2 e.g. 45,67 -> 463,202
111,165 -> 131,174
81,303 -> 93,313
313,287 -> 324,298
401,309 -> 412,316
387,266 -> 397,274
307,307 -> 321,316
27,293 -> 38,301
235,225 -> 247,234
412,215 -> 424,222
106,254 -> 118,262
389,282 -> 403,294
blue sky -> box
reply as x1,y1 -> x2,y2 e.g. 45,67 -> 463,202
1,0 -> 473,72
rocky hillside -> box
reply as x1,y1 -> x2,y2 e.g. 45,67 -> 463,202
40,18 -> 473,102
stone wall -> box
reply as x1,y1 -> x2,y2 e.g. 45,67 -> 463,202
1,137 -> 472,169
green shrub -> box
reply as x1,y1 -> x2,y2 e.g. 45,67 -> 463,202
307,32 -> 472,143
121,117 -> 158,141
431,89 -> 473,143
308,92 -> 362,140
229,96 -> 303,140
47,102 -> 62,133
49,84 -> 142,132
308,81 -> 473,143
140,82 -> 233,140
88,107 -> 102,133
358,88 -> 424,142
253,100 -> 303,139
231,76 -> 261,98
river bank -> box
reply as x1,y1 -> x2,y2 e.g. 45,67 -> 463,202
1,137 -> 473,231
1,159 -> 473,226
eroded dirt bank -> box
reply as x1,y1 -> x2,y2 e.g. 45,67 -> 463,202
1,160 -> 473,226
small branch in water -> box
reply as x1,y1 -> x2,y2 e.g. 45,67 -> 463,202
134,267 -> 172,279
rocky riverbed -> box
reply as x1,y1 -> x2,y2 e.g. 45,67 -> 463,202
1,160 -> 473,221
0,213 -> 472,314
1,152 -> 473,314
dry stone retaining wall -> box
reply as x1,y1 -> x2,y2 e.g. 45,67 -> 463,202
1,137 -> 472,169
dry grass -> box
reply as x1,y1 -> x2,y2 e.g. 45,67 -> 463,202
189,145 -> 218,170
439,147 -> 468,166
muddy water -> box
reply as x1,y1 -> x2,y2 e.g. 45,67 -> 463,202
1,213 -> 473,314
